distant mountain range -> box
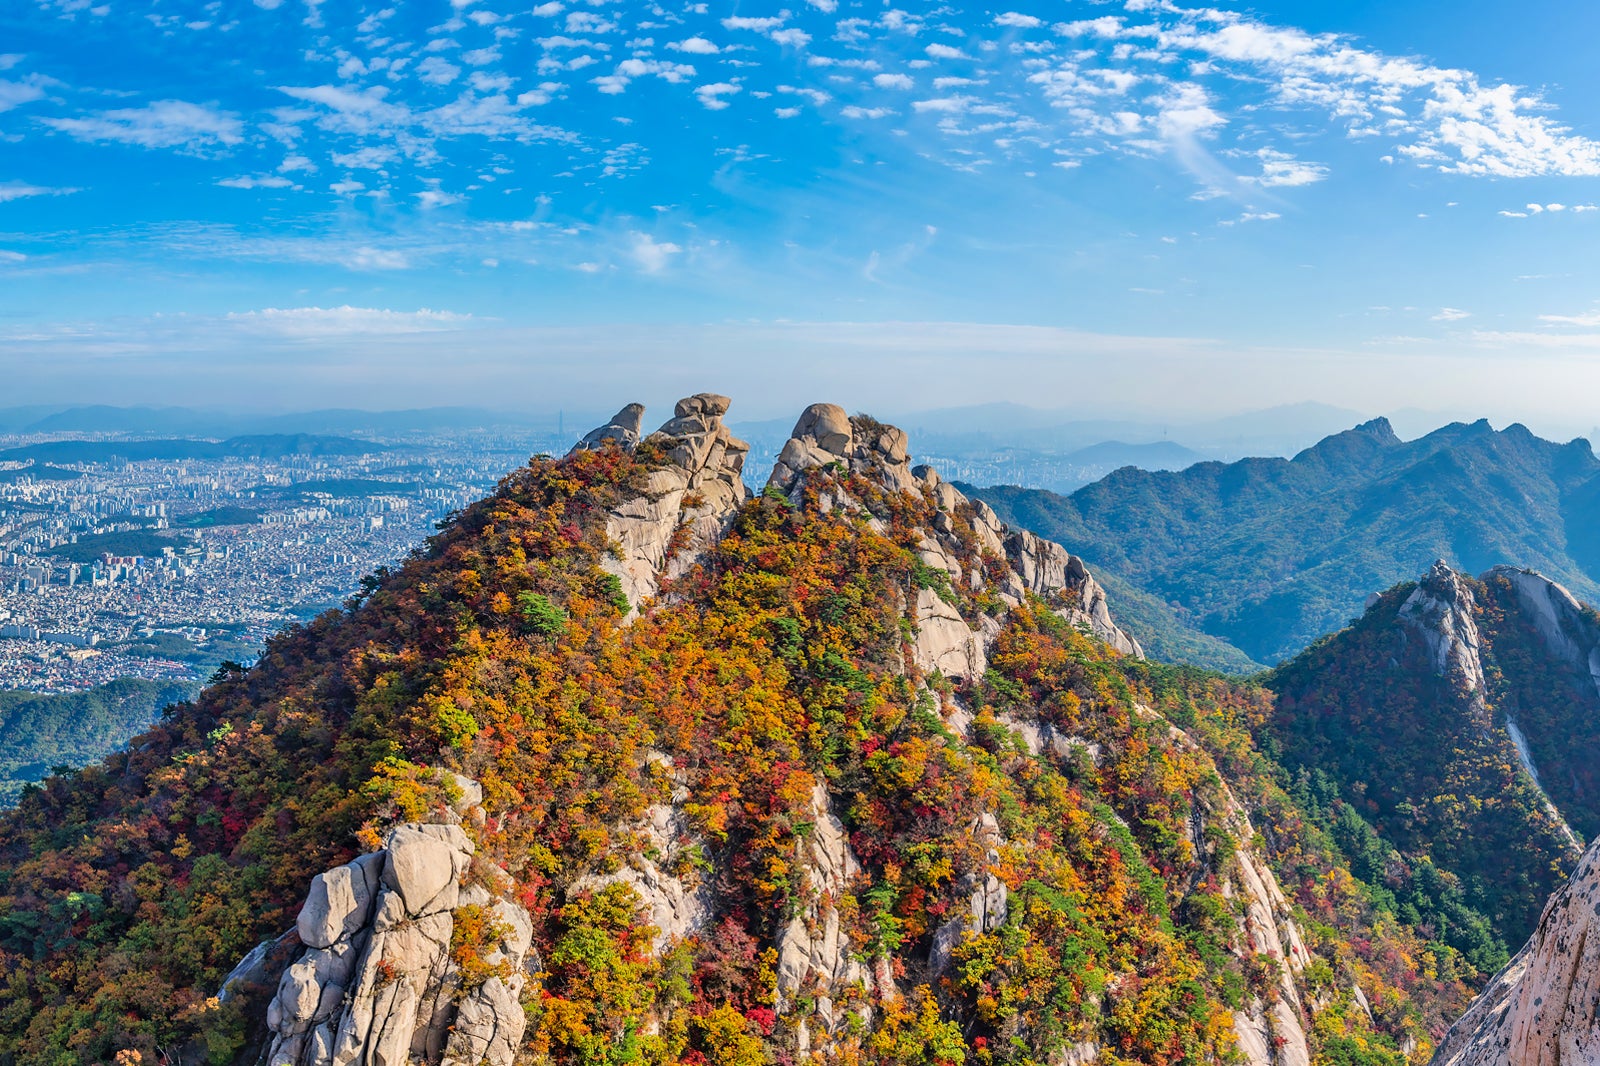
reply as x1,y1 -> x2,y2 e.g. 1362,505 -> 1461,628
0,404 -> 588,438
971,418 -> 1600,669
0,434 -> 387,464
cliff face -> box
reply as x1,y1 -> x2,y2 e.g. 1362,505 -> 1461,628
0,394 -> 1445,1066
1431,835 -> 1600,1066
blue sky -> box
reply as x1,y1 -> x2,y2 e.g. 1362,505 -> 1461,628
3,0 -> 1600,430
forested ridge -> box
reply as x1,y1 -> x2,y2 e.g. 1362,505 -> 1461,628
971,418 -> 1600,669
0,405 -> 1545,1066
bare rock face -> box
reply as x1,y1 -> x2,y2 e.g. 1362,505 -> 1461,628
260,780 -> 533,1066
570,403 -> 646,453
1400,561 -> 1488,695
910,586 -> 988,682
576,393 -> 751,616
776,782 -> 875,1049
1486,565 -> 1600,698
930,812 -> 1010,974
1001,528 -> 1143,657
1431,835 -> 1600,1066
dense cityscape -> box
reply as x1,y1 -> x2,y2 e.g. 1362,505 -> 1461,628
0,430 -> 564,691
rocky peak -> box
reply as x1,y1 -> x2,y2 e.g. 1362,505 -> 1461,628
1485,565 -> 1600,699
1431,833 -> 1600,1066
766,401 -> 1142,666
1399,560 -> 1487,695
570,403 -> 646,453
768,403 -> 915,496
573,393 -> 751,615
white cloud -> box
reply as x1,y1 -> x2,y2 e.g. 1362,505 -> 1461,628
415,189 -> 463,208
226,306 -> 472,334
669,37 -> 720,54
994,12 -> 1042,28
774,106 -> 800,118
332,146 -> 398,168
841,105 -> 894,119
722,14 -> 787,32
41,100 -> 243,151
629,231 -> 681,272
218,174 -> 294,188
0,76 -> 49,112
1539,310 -> 1600,327
1247,147 -> 1328,187
924,43 -> 966,60
417,56 -> 461,85
873,73 -> 913,90
0,180 -> 78,202
593,58 -> 696,94
769,28 -> 811,47
565,11 -> 615,34
694,82 -> 741,110
1432,307 -> 1471,321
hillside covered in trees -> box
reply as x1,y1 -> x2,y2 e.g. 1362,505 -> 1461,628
970,419 -> 1600,670
0,398 -> 1528,1066
1262,561 -> 1600,969
0,678 -> 199,805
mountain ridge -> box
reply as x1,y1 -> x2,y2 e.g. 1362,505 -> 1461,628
0,393 -> 1464,1066
970,418 -> 1600,668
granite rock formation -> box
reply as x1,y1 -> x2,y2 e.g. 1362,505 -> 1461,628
259,780 -> 533,1066
1431,834 -> 1600,1066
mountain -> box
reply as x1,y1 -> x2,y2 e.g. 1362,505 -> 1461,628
0,395 -> 1468,1066
970,418 -> 1600,668
1260,560 -> 1600,973
0,679 -> 201,805
0,434 -> 387,465
1061,440 -> 1205,472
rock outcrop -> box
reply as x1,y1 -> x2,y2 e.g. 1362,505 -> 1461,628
260,783 -> 533,1066
1148,707 -> 1313,1066
776,781 -> 875,1048
930,812 -> 1009,974
577,394 -> 751,615
1431,835 -> 1600,1066
571,403 -> 646,452
1487,565 -> 1600,699
1400,561 -> 1488,696
571,752 -> 714,953
767,404 -> 1142,677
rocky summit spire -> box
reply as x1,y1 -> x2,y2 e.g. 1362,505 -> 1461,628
578,393 -> 751,616
1399,560 -> 1488,695
766,401 -> 1143,661
768,402 -> 914,495
569,402 -> 645,453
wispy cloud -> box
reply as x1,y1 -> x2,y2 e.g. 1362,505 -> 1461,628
41,100 -> 243,151
0,180 -> 79,202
